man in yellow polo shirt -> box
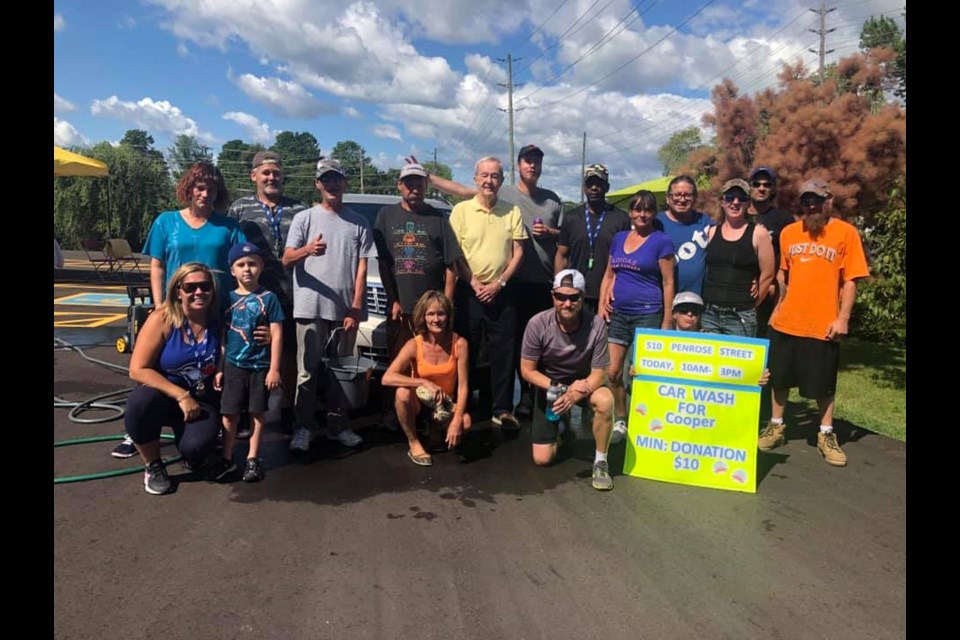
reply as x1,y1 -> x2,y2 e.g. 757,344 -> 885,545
449,156 -> 527,429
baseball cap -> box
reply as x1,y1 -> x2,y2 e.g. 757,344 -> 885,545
583,163 -> 609,183
252,150 -> 282,170
517,144 -> 544,161
399,162 -> 428,179
315,157 -> 346,179
721,178 -> 751,195
228,242 -> 264,266
672,291 -> 704,309
553,269 -> 586,292
799,178 -> 831,197
749,166 -> 777,182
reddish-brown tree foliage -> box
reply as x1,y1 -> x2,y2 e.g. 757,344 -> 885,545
681,49 -> 905,222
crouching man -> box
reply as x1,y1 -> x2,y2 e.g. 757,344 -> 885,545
520,269 -> 615,491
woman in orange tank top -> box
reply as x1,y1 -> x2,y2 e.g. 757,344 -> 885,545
382,290 -> 471,466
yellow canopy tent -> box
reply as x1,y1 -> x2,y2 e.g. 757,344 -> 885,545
54,146 -> 109,178
607,175 -> 674,210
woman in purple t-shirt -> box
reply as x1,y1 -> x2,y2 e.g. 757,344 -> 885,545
599,191 -> 675,443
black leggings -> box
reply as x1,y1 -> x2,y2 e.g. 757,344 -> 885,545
124,385 -> 221,467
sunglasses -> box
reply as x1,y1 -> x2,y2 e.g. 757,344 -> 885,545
800,194 -> 827,207
180,281 -> 213,294
723,192 -> 748,203
553,292 -> 582,303
751,181 -> 773,188
674,306 -> 701,316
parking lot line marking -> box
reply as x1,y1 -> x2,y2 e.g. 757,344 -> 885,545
55,292 -> 130,307
54,312 -> 126,328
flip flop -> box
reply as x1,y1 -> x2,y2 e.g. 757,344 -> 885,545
407,450 -> 433,467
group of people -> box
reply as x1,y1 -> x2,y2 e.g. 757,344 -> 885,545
115,144 -> 869,497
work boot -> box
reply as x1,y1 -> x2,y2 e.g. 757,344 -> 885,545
817,431 -> 848,467
757,421 -> 786,452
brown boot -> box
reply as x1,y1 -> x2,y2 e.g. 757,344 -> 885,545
757,421 -> 786,452
817,431 -> 848,467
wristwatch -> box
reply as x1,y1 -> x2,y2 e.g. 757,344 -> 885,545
498,278 -> 507,288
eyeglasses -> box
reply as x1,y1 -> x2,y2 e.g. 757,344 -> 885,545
553,292 -> 582,303
674,306 -> 701,316
751,181 -> 773,188
180,281 -> 213,294
723,192 -> 748,204
669,193 -> 694,201
800,194 -> 827,207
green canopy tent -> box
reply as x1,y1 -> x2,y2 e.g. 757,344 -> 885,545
54,146 -> 109,178
607,175 -> 674,210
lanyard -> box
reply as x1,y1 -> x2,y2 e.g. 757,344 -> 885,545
585,207 -> 606,269
183,323 -> 214,388
260,202 -> 285,256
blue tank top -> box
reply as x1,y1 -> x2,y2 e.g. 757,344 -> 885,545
158,321 -> 220,390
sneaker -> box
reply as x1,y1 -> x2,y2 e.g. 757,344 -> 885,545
290,427 -> 312,452
111,435 -> 137,459
143,460 -> 171,495
514,393 -> 533,421
208,457 -> 237,481
591,460 -> 614,491
757,421 -> 787,452
492,411 -> 521,431
610,419 -> 628,445
328,428 -> 363,448
242,458 -> 264,482
817,431 -> 848,467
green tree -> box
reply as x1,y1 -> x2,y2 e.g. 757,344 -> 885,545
656,126 -> 708,176
271,131 -> 321,204
167,134 -> 212,181
218,139 -> 263,201
860,14 -> 906,102
329,140 -> 385,194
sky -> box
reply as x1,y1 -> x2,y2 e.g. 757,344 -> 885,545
53,0 -> 905,201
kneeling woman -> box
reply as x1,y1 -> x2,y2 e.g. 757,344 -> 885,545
381,290 -> 471,466
125,263 -> 227,495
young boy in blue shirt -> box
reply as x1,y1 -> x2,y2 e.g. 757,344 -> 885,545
215,242 -> 284,481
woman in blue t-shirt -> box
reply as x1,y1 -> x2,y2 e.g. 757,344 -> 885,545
599,190 -> 676,444
142,162 -> 245,306
123,262 -> 227,495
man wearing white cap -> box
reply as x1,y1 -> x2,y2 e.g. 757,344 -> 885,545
282,157 -> 377,452
520,269 -> 615,491
758,179 -> 869,467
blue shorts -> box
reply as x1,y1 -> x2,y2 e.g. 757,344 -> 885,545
607,310 -> 662,347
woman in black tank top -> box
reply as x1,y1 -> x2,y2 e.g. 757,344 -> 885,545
701,180 -> 775,337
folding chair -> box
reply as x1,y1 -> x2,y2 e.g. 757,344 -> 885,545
105,239 -> 143,280
81,238 -> 114,281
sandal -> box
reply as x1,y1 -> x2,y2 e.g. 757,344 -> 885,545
407,450 -> 433,467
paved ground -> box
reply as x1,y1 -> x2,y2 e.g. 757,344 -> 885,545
54,316 -> 907,639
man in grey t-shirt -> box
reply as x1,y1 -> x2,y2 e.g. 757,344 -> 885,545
520,269 -> 616,491
282,157 -> 377,452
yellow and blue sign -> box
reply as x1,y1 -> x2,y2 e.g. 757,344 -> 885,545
623,329 -> 768,493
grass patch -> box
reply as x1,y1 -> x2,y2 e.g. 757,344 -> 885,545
788,338 -> 906,441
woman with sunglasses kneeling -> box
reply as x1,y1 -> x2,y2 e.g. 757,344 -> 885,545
701,179 -> 775,337
124,263 -> 230,495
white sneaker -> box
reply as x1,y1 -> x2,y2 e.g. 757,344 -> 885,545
289,427 -> 312,452
329,428 -> 363,448
611,419 -> 628,444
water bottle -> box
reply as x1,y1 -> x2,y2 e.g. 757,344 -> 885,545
545,384 -> 568,422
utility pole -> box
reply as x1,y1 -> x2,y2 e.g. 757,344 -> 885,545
358,147 -> 365,194
809,3 -> 836,83
580,131 -> 586,206
433,147 -> 438,165
497,54 -> 521,185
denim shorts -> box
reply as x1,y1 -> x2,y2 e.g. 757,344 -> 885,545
608,310 -> 663,346
700,304 -> 758,337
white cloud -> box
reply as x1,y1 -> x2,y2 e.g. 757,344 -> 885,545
176,43 -> 190,57
119,15 -> 137,29
54,94 -> 76,113
371,124 -> 403,142
54,13 -> 65,32
54,118 -> 89,147
90,95 -> 217,145
343,106 -> 362,119
222,111 -> 276,144
369,151 -> 392,172
231,73 -> 335,118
